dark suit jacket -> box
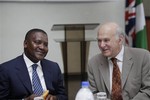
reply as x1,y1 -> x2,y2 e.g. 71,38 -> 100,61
87,47 -> 150,100
0,55 -> 67,100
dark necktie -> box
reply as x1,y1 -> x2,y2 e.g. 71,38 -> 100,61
32,64 -> 43,96
111,58 -> 123,100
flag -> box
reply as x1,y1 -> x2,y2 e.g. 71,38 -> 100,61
125,0 -> 148,49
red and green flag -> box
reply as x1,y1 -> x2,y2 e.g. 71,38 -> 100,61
125,0 -> 148,49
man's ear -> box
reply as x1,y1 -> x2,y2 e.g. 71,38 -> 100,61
119,35 -> 124,44
24,40 -> 27,48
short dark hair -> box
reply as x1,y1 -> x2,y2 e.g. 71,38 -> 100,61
25,28 -> 47,40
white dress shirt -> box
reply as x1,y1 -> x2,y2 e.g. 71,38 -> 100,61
108,45 -> 124,92
23,53 -> 47,92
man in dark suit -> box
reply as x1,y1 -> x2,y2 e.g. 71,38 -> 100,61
0,28 -> 67,100
87,22 -> 150,100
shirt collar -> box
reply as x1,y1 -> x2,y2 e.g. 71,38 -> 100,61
23,53 -> 41,69
108,45 -> 124,62
115,45 -> 124,62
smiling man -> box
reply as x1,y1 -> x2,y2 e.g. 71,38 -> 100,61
87,22 -> 150,100
0,28 -> 67,100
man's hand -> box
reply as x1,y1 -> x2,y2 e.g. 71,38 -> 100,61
24,94 -> 37,100
46,94 -> 57,100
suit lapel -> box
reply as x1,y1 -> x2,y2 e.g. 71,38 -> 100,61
98,56 -> 110,93
41,60 -> 52,90
122,47 -> 133,88
16,56 -> 33,94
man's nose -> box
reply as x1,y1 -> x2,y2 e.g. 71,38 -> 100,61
99,41 -> 105,48
39,44 -> 45,49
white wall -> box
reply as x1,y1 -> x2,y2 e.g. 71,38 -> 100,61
143,0 -> 150,16
0,0 -> 125,73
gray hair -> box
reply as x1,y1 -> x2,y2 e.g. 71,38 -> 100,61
115,26 -> 125,45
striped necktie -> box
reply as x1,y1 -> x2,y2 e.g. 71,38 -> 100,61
32,64 -> 43,96
111,58 -> 123,100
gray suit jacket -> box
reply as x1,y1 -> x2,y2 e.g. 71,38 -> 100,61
87,47 -> 150,100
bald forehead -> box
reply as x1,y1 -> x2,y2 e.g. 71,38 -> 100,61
100,22 -> 118,31
98,22 -> 119,35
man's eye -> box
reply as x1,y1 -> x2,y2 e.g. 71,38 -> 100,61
104,39 -> 109,42
97,39 -> 101,43
44,43 -> 48,47
34,41 -> 41,44
97,39 -> 109,43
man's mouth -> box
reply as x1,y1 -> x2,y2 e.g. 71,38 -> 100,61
102,48 -> 108,52
36,51 -> 45,55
